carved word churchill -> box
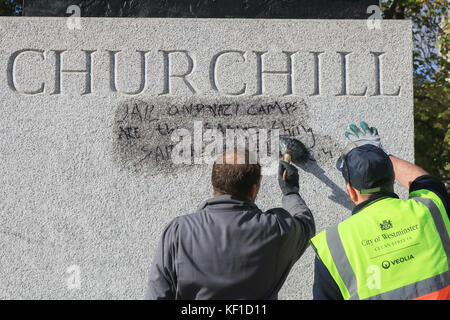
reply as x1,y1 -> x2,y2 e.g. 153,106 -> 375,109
7,49 -> 401,97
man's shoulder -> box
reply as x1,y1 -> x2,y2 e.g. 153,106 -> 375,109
161,211 -> 200,232
409,174 -> 449,216
174,205 -> 293,231
409,174 -> 447,195
265,207 -> 291,216
167,209 -> 204,226
159,211 -> 206,242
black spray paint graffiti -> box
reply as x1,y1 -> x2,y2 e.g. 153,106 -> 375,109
112,98 -> 337,174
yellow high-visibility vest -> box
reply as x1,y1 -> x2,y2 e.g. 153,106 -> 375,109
311,189 -> 450,300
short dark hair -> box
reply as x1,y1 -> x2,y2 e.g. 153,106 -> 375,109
211,149 -> 261,199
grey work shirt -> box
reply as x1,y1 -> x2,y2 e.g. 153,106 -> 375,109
145,193 -> 315,300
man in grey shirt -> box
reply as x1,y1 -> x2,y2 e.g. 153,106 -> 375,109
145,149 -> 315,299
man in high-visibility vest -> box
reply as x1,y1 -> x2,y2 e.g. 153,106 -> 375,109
311,122 -> 450,300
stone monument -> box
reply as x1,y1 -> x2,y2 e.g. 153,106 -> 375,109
0,17 -> 413,299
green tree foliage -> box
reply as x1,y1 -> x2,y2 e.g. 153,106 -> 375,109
382,0 -> 449,186
0,0 -> 22,15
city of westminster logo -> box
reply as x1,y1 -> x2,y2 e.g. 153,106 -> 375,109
380,220 -> 393,231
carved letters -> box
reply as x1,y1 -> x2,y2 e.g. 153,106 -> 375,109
7,49 -> 401,97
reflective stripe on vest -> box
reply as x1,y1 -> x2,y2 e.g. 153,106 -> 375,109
326,225 -> 359,299
320,196 -> 450,300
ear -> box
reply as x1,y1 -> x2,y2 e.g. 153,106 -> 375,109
249,183 -> 260,202
249,185 -> 257,201
249,176 -> 262,201
346,182 -> 358,204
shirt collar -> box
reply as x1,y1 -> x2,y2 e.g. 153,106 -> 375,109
198,194 -> 259,212
352,192 -> 399,215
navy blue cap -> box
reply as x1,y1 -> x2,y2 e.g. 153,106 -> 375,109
336,144 -> 394,194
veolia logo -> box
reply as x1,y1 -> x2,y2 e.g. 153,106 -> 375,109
382,254 -> 415,269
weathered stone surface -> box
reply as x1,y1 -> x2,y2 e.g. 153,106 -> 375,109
0,18 -> 412,299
